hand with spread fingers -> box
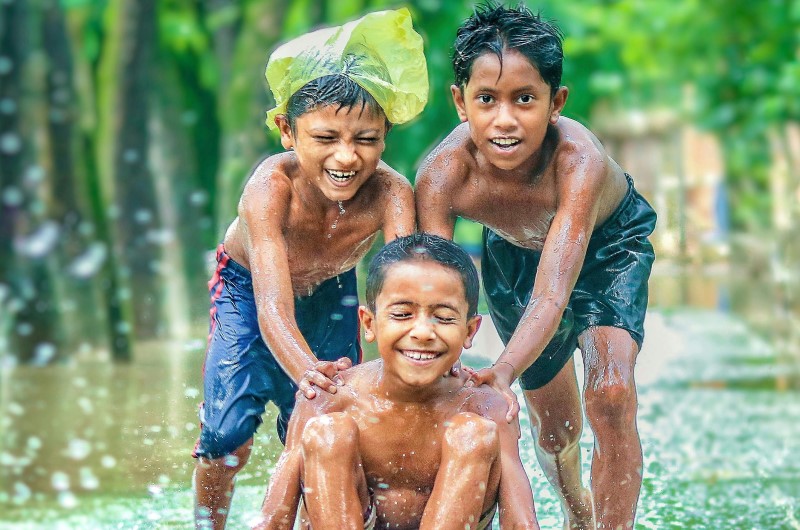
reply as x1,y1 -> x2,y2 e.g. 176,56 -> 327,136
468,362 -> 520,423
298,357 -> 353,399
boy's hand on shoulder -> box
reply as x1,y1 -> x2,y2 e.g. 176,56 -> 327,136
299,357 -> 352,399
467,364 -> 520,423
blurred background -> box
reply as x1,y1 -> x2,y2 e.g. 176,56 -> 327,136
1,0 -> 798,528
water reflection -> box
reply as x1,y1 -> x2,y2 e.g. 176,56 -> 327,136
0,268 -> 798,528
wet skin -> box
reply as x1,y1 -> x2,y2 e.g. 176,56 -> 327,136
194,104 -> 415,530
256,261 -> 539,530
416,49 -> 644,529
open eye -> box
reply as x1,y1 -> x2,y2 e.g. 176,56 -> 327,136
517,94 -> 534,104
477,94 -> 494,104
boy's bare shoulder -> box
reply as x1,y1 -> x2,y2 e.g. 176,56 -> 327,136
239,152 -> 297,208
293,361 -> 380,416
416,122 -> 476,191
458,383 -> 510,424
552,117 -> 610,174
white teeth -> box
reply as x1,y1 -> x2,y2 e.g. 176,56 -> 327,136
492,138 -> 519,146
403,350 -> 438,361
328,170 -> 356,180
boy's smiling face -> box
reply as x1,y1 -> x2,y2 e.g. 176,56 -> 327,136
360,260 -> 481,389
451,49 -> 567,172
276,104 -> 387,202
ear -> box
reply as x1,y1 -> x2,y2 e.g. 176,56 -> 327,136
274,114 -> 295,150
549,86 -> 569,124
462,315 -> 482,349
450,84 -> 468,123
359,306 -> 376,343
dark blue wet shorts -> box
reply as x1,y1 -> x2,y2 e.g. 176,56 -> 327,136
481,174 -> 656,390
193,245 -> 361,459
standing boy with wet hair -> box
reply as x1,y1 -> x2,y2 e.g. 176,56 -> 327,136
255,233 -> 540,530
416,3 -> 656,529
193,9 -> 428,529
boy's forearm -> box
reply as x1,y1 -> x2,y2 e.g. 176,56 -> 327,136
258,311 -> 319,384
496,296 -> 565,380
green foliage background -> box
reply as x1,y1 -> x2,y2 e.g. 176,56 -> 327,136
1,0 -> 798,361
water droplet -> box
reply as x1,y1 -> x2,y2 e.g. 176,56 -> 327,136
16,221 -> 60,258
101,455 -> 117,468
0,132 -> 21,154
32,343 -> 56,365
184,387 -> 200,399
134,209 -> 153,224
341,295 -> 358,307
330,312 -> 343,321
79,467 -> 99,490
51,471 -> 70,491
123,149 -> 139,163
223,455 -> 239,467
0,97 -> 16,114
68,243 -> 106,279
65,439 -> 91,460
12,482 -> 31,505
2,186 -> 23,206
0,56 -> 13,74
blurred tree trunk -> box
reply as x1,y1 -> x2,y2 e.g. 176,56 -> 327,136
0,0 -> 60,362
214,0 -> 288,232
63,1 -> 132,361
41,0 -> 91,360
97,0 -> 163,345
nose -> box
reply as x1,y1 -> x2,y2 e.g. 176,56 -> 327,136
409,315 -> 436,342
494,102 -> 516,130
333,141 -> 358,166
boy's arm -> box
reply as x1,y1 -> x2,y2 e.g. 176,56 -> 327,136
477,393 -> 538,529
257,394 -> 332,529
497,419 -> 539,528
414,144 -> 462,239
379,164 -> 416,241
241,163 -> 339,395
490,147 -> 607,392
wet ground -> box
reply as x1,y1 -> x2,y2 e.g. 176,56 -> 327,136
1,269 -> 799,529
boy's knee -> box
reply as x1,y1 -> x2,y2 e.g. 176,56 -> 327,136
196,439 -> 253,479
197,422 -> 257,466
443,412 -> 499,459
302,412 -> 359,457
584,379 -> 637,428
536,422 -> 581,456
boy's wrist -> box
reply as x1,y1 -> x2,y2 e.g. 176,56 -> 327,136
492,360 -> 516,382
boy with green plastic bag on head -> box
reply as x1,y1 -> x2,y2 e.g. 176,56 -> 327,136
416,3 -> 656,529
193,9 -> 428,529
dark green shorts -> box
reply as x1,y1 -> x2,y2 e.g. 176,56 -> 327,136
481,174 -> 656,390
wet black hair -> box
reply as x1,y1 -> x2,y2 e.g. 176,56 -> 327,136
366,233 -> 480,318
452,1 -> 563,97
285,74 -> 389,132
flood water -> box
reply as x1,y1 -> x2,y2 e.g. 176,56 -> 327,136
1,266 -> 798,529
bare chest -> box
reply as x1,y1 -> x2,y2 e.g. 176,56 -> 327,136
283,207 -> 381,291
457,178 -> 558,251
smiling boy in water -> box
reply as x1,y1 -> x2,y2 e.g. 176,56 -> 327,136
193,9 -> 428,529
415,3 -> 657,529
255,233 -> 539,530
